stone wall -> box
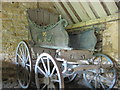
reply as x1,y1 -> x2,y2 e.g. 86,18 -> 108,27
2,2 -> 37,61
102,21 -> 119,64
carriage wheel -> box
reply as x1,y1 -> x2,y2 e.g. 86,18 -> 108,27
15,41 -> 32,89
83,53 -> 116,89
35,53 -> 64,89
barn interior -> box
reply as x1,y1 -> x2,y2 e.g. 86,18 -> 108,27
1,0 -> 120,89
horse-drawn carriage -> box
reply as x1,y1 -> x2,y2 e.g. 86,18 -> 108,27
15,9 -> 117,89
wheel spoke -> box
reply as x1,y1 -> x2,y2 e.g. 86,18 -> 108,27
47,58 -> 50,75
26,64 -> 30,67
99,80 -> 105,89
95,76 -> 98,88
42,84 -> 47,89
24,48 -> 27,58
21,44 -> 25,56
88,75 -> 94,83
96,57 -> 101,64
17,53 -> 24,62
50,66 -> 56,77
37,66 -> 47,77
89,79 -> 92,83
99,75 -> 112,83
19,47 -> 23,56
41,58 -> 48,74
51,79 -> 60,83
25,55 -> 29,63
68,76 -> 70,80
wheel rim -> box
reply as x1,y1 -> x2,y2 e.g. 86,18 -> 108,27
83,53 -> 116,89
64,74 -> 77,83
35,53 -> 64,90
15,41 -> 32,89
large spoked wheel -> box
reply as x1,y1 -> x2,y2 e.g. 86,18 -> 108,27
83,53 -> 117,89
35,53 -> 64,90
15,41 -> 32,89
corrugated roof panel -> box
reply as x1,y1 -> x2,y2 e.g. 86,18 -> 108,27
78,0 -> 96,19
99,1 -> 111,16
52,1 -> 119,24
69,2 -> 90,21
59,2 -> 75,23
88,0 -> 107,18
67,2 -> 82,22
103,1 -> 118,14
61,2 -> 79,23
53,2 -> 73,24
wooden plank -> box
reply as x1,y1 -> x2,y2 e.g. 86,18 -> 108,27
43,10 -> 50,25
89,0 -> 107,18
27,9 -> 38,23
37,9 -> 44,26
49,13 -> 58,24
73,64 -> 112,72
99,1 -> 111,16
69,1 -> 90,21
59,2 -> 75,23
79,0 -> 96,19
61,1 -> 79,23
65,13 -> 120,30
67,2 -> 82,22
53,2 -> 73,24
103,1 -> 118,14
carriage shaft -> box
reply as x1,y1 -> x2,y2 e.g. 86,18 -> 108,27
73,64 -> 112,72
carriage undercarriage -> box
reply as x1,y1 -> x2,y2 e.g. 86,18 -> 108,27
15,11 -> 117,89
15,41 -> 116,89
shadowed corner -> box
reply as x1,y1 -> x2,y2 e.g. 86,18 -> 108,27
2,60 -> 20,88
0,60 -> 2,90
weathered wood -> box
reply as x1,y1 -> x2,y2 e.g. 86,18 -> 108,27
103,1 -> 118,14
73,64 -> 112,72
53,2 -> 73,24
78,1 -> 96,19
66,13 -> 120,30
61,2 -> 79,23
89,0 -> 107,18
69,1 -> 90,21
27,9 -> 58,26
59,50 -> 93,61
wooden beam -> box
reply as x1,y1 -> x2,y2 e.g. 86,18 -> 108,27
103,1 -> 118,15
59,2 -> 75,23
78,1 -> 96,19
65,13 -> 120,30
53,2 -> 73,24
88,0 -> 107,18
69,1 -> 90,21
61,2 -> 79,23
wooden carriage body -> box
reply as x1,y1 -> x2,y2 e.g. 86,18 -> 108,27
27,9 -> 97,61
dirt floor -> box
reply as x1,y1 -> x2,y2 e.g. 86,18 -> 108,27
1,60 -> 120,89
